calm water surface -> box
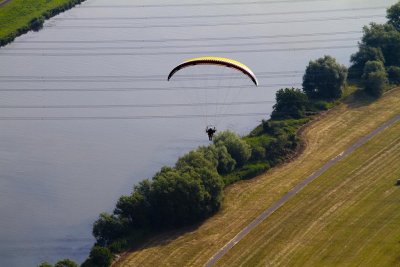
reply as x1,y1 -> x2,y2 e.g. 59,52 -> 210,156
0,0 -> 395,265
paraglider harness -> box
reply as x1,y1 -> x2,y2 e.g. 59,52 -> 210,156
206,126 -> 217,141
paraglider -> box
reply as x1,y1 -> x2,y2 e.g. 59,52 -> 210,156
206,126 -> 217,141
167,56 -> 258,141
167,56 -> 258,86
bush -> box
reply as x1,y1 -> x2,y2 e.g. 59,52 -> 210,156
364,71 -> 388,97
349,45 -> 385,79
93,213 -> 127,246
239,163 -> 270,180
387,1 -> 400,31
387,66 -> 400,84
213,131 -> 251,167
271,88 -> 308,119
54,259 -> 78,267
87,246 -> 113,267
302,55 -> 348,100
308,100 -> 330,111
249,143 -> 266,161
176,149 -> 217,172
361,23 -> 400,67
362,60 -> 386,77
29,17 -> 45,31
210,144 -> 236,174
108,238 -> 129,253
38,262 -> 53,267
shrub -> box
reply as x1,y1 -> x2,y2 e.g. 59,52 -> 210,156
302,55 -> 348,100
149,165 -> 223,228
387,1 -> 400,31
211,144 -> 236,174
54,259 -> 78,267
349,45 -> 385,79
362,60 -> 386,77
364,71 -> 388,97
239,163 -> 270,180
249,143 -> 266,161
29,17 -> 45,31
213,131 -> 251,167
271,88 -> 308,119
361,23 -> 400,66
108,238 -> 129,253
387,66 -> 400,84
93,213 -> 127,246
88,246 -> 113,267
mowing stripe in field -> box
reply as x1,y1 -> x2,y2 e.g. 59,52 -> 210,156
205,114 -> 400,267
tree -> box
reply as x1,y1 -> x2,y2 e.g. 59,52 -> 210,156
271,88 -> 308,119
363,61 -> 388,97
214,145 -> 236,174
349,45 -> 385,79
176,150 -> 217,172
150,167 -> 209,226
302,55 -> 348,100
92,213 -> 127,246
361,23 -> 400,66
213,131 -> 251,167
387,1 -> 400,31
113,180 -> 152,227
54,259 -> 78,267
362,60 -> 386,77
29,17 -> 45,32
38,262 -> 53,267
387,66 -> 400,84
87,246 -> 113,267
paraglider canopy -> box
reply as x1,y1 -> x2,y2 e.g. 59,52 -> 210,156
167,56 -> 258,86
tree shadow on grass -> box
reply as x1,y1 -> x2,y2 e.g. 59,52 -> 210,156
344,89 -> 379,109
117,221 -> 204,260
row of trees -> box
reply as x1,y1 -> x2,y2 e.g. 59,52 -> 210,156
90,122 -> 302,253
296,2 -> 400,100
348,1 -> 400,96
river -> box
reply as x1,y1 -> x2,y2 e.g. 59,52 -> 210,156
0,0 -> 395,265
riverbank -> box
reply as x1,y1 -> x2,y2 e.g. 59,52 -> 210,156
0,0 -> 86,47
115,87 -> 400,266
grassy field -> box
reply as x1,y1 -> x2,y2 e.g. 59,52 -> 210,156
115,88 -> 400,266
217,119 -> 400,266
0,0 -> 84,45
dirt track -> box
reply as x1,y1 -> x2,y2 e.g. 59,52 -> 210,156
205,113 -> 400,267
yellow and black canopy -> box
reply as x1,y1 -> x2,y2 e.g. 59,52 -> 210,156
167,56 -> 258,86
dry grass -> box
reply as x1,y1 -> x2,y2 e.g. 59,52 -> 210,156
217,117 -> 400,266
115,88 -> 400,267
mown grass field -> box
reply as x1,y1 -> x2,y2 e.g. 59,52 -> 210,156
115,88 -> 400,266
0,0 -> 81,42
218,119 -> 400,266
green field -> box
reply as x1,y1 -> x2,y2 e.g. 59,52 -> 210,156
115,89 -> 400,266
0,0 -> 84,46
218,120 -> 400,266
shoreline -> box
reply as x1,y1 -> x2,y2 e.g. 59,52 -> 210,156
0,0 -> 87,47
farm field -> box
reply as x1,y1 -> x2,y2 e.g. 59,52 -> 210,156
115,88 -> 400,267
218,113 -> 400,266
